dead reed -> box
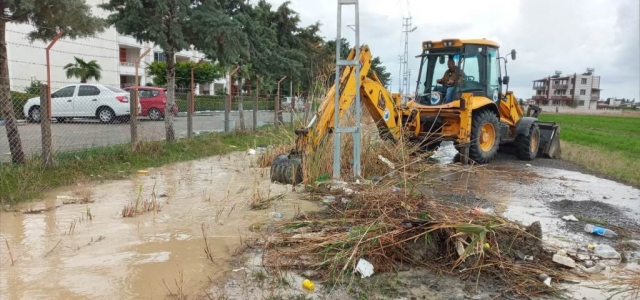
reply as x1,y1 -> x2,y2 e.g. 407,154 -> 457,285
4,239 -> 14,266
262,186 -> 570,298
201,224 -> 215,263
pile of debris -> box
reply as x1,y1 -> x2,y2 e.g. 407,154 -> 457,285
262,182 -> 575,298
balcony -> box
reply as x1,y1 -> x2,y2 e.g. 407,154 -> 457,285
552,84 -> 569,89
549,96 -> 571,101
119,61 -> 136,75
532,95 -> 547,100
118,35 -> 142,47
533,86 -> 547,90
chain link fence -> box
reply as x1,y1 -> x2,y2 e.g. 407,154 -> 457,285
1,82 -> 291,164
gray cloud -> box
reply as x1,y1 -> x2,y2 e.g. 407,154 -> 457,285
268,0 -> 639,100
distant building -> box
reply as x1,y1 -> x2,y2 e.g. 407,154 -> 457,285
530,68 -> 601,109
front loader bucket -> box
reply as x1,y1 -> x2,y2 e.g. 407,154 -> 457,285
536,121 -> 561,159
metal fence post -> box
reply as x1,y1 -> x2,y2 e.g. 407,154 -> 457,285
39,84 -> 54,166
253,77 -> 259,131
133,49 -> 150,149
225,66 -> 241,133
187,91 -> 193,139
276,76 -> 286,125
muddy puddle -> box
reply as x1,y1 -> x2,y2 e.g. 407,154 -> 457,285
0,152 -> 317,300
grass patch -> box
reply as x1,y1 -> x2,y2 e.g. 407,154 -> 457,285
576,215 -> 610,226
0,127 -> 291,205
538,114 -> 640,186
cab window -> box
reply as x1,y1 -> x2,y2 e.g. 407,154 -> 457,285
487,47 -> 501,101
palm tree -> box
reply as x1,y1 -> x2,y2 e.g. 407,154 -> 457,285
64,57 -> 102,83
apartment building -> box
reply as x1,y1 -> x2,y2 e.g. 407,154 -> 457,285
5,0 -> 226,94
530,69 -> 601,109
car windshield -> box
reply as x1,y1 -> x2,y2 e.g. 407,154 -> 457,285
105,85 -> 126,93
416,50 -> 462,97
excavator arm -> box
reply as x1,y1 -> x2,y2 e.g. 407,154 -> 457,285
294,45 -> 403,154
271,45 -> 404,184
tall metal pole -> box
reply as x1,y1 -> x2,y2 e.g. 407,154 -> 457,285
353,0 -> 361,179
398,55 -> 403,94
333,2 -> 342,180
289,79 -> 294,128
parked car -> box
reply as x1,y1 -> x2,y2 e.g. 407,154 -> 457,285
23,84 -> 139,123
282,96 -> 305,112
124,87 -> 178,121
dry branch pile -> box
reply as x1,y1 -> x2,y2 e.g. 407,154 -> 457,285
263,185 -> 572,298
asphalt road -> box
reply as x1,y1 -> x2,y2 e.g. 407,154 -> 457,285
0,111 -> 292,162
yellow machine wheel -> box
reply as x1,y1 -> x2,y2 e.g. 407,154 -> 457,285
515,123 -> 540,161
469,110 -> 500,164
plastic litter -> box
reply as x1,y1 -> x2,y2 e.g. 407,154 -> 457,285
322,196 -> 336,204
552,250 -> 576,268
584,224 -> 618,238
525,164 -> 532,167
562,215 -> 579,222
378,155 -> 395,170
137,170 -> 149,175
247,149 -> 257,155
580,262 -> 606,274
391,186 -> 401,192
302,279 -> 315,291
355,258 -> 374,278
594,244 -> 621,259
268,212 -> 283,220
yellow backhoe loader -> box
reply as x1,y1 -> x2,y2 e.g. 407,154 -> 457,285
271,39 -> 561,184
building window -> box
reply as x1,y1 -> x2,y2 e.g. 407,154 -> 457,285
578,100 -> 585,106
580,89 -> 586,95
119,48 -> 127,63
154,52 -> 165,62
581,78 -> 587,84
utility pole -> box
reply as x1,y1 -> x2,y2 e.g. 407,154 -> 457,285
397,55 -> 403,94
401,17 -> 416,102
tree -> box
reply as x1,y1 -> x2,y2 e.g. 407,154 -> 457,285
101,0 -> 247,142
1,0 -> 105,164
146,61 -> 223,88
370,56 -> 391,88
64,57 -> 102,83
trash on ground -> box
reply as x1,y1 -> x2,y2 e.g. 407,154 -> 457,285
594,244 -> 621,259
561,215 -> 579,222
137,170 -> 149,175
525,164 -> 532,167
553,250 -> 576,268
247,149 -> 257,155
268,212 -> 283,220
391,186 -> 401,192
378,155 -> 395,170
302,279 -> 315,291
584,224 -> 618,238
579,263 -> 606,274
322,196 -> 336,204
355,258 -> 374,278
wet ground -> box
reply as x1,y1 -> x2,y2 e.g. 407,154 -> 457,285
1,149 -> 639,299
0,152 -> 316,300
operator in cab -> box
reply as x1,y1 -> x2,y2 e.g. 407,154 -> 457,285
436,58 -> 463,103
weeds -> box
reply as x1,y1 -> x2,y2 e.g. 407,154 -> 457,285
201,224 -> 215,263
122,184 -> 162,218
4,239 -> 14,266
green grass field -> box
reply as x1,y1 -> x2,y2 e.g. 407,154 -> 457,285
538,114 -> 640,186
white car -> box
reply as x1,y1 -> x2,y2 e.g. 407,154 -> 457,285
23,84 -> 139,123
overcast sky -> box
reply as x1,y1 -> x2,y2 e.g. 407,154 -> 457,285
266,0 -> 639,101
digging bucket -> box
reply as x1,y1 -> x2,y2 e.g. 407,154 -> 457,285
536,121 -> 561,159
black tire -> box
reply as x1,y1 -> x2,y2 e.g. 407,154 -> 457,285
28,106 -> 41,123
515,123 -> 540,161
270,154 -> 303,184
97,107 -> 115,123
148,108 -> 163,121
469,110 -> 500,164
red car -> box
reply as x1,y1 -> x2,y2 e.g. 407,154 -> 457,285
125,87 -> 178,121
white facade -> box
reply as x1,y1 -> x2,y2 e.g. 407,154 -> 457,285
530,71 -> 601,110
6,0 -> 226,94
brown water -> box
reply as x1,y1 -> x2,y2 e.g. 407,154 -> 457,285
0,152 -> 316,300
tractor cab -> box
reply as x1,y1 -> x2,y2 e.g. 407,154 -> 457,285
414,39 -> 507,106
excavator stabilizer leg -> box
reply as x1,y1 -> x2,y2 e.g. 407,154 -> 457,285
270,154 -> 303,184
536,121 -> 561,159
